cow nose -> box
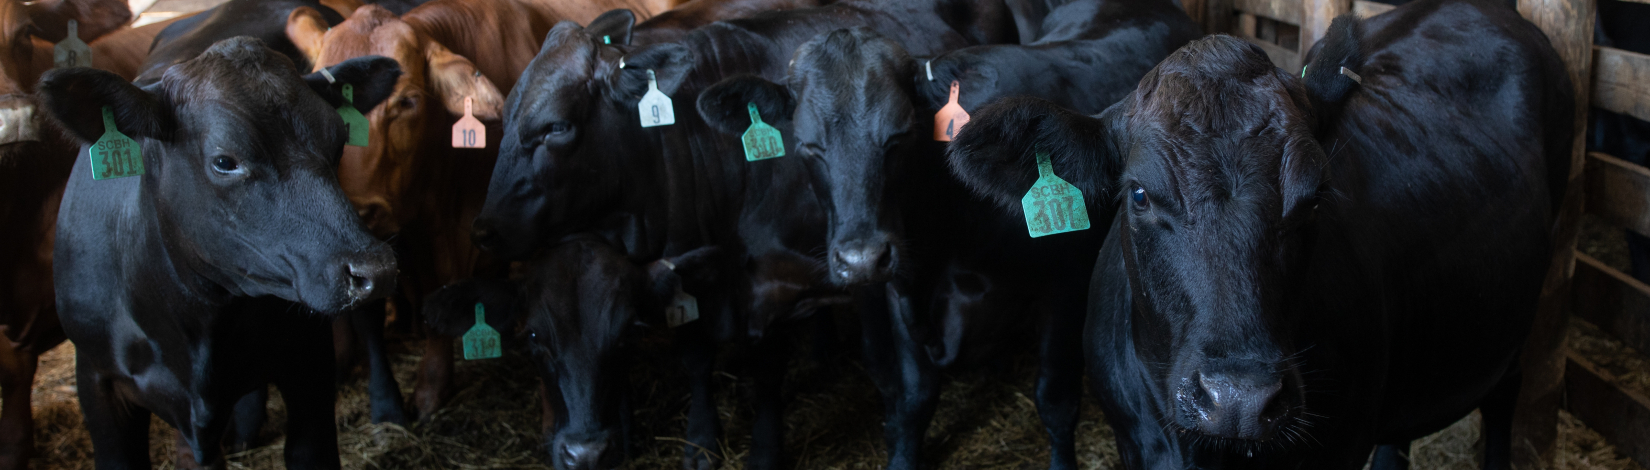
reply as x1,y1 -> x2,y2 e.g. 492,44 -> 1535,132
344,254 -> 397,302
558,440 -> 608,469
471,220 -> 500,251
831,240 -> 894,284
1178,366 -> 1288,441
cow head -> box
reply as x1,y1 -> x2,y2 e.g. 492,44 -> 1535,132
38,37 -> 403,314
698,28 -> 922,285
287,5 -> 505,238
473,10 -> 687,259
3,0 -> 130,149
948,35 -> 1327,445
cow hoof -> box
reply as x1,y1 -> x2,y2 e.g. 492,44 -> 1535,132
370,403 -> 408,426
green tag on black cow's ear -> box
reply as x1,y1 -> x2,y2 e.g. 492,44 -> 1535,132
462,303 -> 502,360
336,84 -> 369,147
742,103 -> 784,161
89,106 -> 143,180
1021,152 -> 1089,238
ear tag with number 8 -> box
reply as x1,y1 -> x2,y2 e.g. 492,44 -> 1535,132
462,303 -> 502,360
451,96 -> 485,148
667,286 -> 699,327
89,106 -> 143,180
336,84 -> 370,147
742,103 -> 785,161
637,69 -> 675,128
1021,152 -> 1089,238
54,20 -> 91,69
934,81 -> 969,142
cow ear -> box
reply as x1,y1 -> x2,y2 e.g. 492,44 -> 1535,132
608,43 -> 692,105
425,41 -> 504,121
306,56 -> 402,111
423,279 -> 521,337
640,246 -> 726,324
37,67 -> 171,143
586,9 -> 635,46
945,96 -> 1126,212
696,75 -> 793,136
286,6 -> 331,68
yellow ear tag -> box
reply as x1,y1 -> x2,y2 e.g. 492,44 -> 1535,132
451,96 -> 485,148
462,303 -> 502,360
89,106 -> 143,180
54,20 -> 91,69
934,81 -> 970,142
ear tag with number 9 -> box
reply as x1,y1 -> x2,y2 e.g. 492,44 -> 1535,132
934,81 -> 969,142
89,106 -> 143,180
1021,152 -> 1089,238
54,20 -> 91,69
462,303 -> 502,360
742,103 -> 785,161
451,96 -> 485,148
667,286 -> 699,327
336,84 -> 370,147
637,69 -> 675,128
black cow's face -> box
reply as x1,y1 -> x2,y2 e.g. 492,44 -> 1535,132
38,38 -> 403,313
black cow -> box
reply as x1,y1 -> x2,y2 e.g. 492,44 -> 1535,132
471,1 -> 1011,468
947,1 -> 1572,467
40,38 -> 400,468
141,0 -> 347,82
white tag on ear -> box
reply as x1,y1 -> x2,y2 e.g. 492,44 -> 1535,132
54,20 -> 91,69
637,69 -> 675,128
666,286 -> 699,327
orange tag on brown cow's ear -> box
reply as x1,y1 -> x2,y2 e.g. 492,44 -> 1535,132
934,81 -> 969,142
452,97 -> 486,148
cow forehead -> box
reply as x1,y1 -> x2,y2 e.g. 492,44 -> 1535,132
159,41 -> 338,141
319,20 -> 426,80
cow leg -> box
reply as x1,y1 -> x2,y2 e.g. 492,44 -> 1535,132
746,335 -> 791,470
0,342 -> 37,470
274,334 -> 341,470
413,333 -> 455,421
76,361 -> 153,470
225,387 -> 268,452
1034,293 -> 1083,470
857,283 -> 939,470
1479,370 -> 1521,470
352,300 -> 408,424
331,316 -> 357,385
677,322 -> 722,470
1370,444 -> 1411,470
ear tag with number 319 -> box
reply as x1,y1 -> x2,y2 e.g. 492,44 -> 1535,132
742,103 -> 784,161
451,96 -> 485,148
462,303 -> 502,360
89,106 -> 143,180
934,81 -> 969,142
638,69 -> 675,127
54,20 -> 91,69
667,286 -> 699,327
1021,152 -> 1089,238
337,84 -> 369,147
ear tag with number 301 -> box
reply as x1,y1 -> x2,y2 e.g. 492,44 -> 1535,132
742,103 -> 784,161
54,20 -> 91,69
89,106 -> 143,180
451,96 -> 485,148
1021,152 -> 1089,238
934,81 -> 969,142
637,69 -> 675,128
667,286 -> 699,327
462,303 -> 502,360
336,84 -> 369,147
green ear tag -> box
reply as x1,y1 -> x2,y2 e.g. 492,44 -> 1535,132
603,35 -> 612,44
336,84 -> 370,147
1021,152 -> 1089,238
462,303 -> 502,360
667,286 -> 699,327
88,106 -> 143,180
637,69 -> 675,127
742,103 -> 785,161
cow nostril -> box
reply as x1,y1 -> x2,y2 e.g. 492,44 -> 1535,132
561,445 -> 578,468
874,244 -> 894,272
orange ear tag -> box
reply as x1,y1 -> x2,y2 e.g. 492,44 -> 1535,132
452,97 -> 485,148
933,81 -> 970,142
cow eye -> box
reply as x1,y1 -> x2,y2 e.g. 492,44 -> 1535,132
211,156 -> 241,174
1130,185 -> 1148,208
397,97 -> 417,109
548,122 -> 572,134
526,330 -> 538,342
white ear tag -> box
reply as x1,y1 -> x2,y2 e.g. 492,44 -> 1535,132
637,69 -> 675,128
54,20 -> 92,69
667,285 -> 699,327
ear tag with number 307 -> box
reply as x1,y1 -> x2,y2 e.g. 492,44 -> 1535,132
54,20 -> 91,69
637,69 -> 675,128
667,286 -> 699,327
336,84 -> 369,147
89,106 -> 143,180
934,81 -> 969,142
462,303 -> 502,360
451,96 -> 485,148
1021,152 -> 1089,238
742,103 -> 785,161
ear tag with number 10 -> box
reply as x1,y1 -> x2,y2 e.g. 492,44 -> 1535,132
667,286 -> 699,327
1021,152 -> 1089,238
742,103 -> 784,161
637,69 -> 675,127
934,81 -> 969,141
462,303 -> 502,360
451,96 -> 485,148
89,106 -> 143,180
336,84 -> 370,147
54,20 -> 91,69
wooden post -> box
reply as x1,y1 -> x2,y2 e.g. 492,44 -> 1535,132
1301,0 -> 1349,57
1204,0 -> 1233,38
1514,0 -> 1594,467
1182,0 -> 1207,28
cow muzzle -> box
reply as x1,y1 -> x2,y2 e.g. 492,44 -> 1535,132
0,95 -> 41,147
340,249 -> 398,305
829,233 -> 897,285
553,435 -> 618,470
1173,359 -> 1297,441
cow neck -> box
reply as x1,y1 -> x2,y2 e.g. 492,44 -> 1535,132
125,163 -> 238,312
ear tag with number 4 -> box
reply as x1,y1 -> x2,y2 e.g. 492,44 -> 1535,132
637,69 -> 675,127
742,103 -> 785,161
934,81 -> 969,142
1021,152 -> 1089,238
451,96 -> 485,148
89,106 -> 143,180
462,303 -> 502,360
54,20 -> 91,69
667,286 -> 700,327
336,84 -> 370,147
